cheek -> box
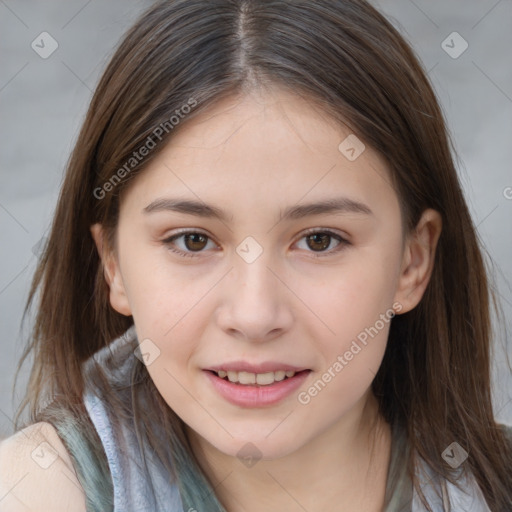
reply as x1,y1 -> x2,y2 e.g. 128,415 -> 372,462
132,312 -> 206,419
298,316 -> 391,416
290,246 -> 400,405
120,244 -> 208,334
122,260 -> 213,394
295,252 -> 400,347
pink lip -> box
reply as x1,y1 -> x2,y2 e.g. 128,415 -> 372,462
205,361 -> 309,373
204,369 -> 311,408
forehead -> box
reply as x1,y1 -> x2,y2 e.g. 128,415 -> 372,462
120,88 -> 399,221
164,88 -> 366,169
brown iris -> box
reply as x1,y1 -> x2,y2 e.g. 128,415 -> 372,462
306,233 -> 331,251
184,233 -> 208,251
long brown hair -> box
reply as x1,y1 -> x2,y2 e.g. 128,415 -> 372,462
15,0 -> 512,510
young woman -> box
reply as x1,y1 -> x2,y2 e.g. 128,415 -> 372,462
1,1 -> 511,511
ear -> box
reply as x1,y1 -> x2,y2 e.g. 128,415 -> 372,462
393,209 -> 442,314
90,223 -> 132,316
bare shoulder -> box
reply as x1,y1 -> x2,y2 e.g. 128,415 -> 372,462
0,421 -> 86,512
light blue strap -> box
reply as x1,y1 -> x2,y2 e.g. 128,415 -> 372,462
84,389 -> 185,511
412,457 -> 492,511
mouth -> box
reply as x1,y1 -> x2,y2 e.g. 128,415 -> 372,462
203,367 -> 312,407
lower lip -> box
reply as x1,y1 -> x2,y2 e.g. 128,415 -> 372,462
204,370 -> 311,407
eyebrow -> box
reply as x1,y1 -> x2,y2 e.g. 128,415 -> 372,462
142,197 -> 373,222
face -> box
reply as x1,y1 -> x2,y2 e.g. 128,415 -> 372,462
92,87 -> 439,460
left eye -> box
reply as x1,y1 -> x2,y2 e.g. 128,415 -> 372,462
295,230 -> 346,254
163,229 -> 348,258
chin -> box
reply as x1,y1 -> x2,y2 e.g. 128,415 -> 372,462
206,431 -> 304,462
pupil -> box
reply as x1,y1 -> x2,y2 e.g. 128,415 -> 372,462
308,233 -> 330,251
185,233 -> 207,251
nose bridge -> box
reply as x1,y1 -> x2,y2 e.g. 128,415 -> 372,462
218,240 -> 292,340
236,254 -> 273,297
233,234 -> 276,295
234,243 -> 280,308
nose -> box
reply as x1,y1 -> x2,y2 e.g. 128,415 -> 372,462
216,251 -> 294,343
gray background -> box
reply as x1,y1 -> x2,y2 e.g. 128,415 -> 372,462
1,0 -> 511,439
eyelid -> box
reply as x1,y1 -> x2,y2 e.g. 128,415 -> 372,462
163,227 -> 213,240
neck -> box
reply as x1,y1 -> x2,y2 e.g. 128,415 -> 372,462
186,390 -> 392,512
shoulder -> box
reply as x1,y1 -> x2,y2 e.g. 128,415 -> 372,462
0,422 -> 86,512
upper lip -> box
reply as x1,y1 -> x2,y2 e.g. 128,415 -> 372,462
205,361 -> 310,374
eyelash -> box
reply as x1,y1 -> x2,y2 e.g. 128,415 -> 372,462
162,228 -> 350,259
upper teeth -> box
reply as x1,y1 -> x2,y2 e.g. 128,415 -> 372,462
217,370 -> 296,385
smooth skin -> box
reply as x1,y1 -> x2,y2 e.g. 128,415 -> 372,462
0,422 -> 86,511
87,86 -> 442,512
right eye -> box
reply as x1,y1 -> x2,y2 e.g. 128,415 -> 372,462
162,230 -> 218,258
